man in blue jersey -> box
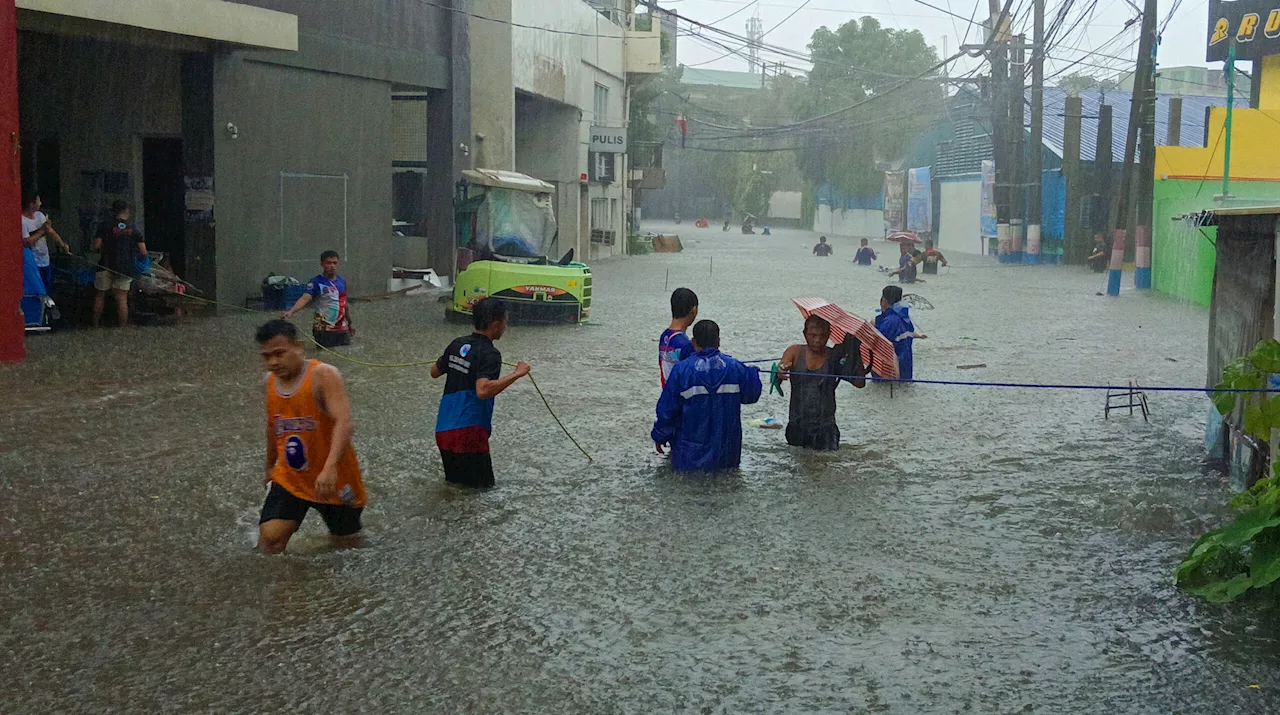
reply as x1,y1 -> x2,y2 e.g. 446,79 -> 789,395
430,299 -> 530,488
659,287 -> 698,388
652,320 -> 763,472
283,250 -> 354,349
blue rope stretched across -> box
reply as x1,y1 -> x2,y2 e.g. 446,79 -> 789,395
743,359 -> 1280,394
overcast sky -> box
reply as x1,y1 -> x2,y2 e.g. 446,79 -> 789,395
660,0 -> 1215,82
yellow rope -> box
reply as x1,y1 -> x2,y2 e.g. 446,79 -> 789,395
67,255 -> 593,461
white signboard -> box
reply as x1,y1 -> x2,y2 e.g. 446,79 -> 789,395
590,126 -> 627,153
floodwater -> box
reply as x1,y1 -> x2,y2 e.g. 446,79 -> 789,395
4,223 -> 1280,713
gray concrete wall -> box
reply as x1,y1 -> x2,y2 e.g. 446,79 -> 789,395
232,0 -> 450,89
470,0 -> 514,170
516,94 -> 581,258
1208,214 -> 1277,386
16,33 -> 182,250
213,57 -> 391,305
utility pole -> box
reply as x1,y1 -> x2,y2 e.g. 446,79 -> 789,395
1062,94 -> 1082,263
989,0 -> 1011,263
1027,0 -> 1045,265
1010,34 -> 1026,263
1135,18 -> 1158,290
1108,0 -> 1156,297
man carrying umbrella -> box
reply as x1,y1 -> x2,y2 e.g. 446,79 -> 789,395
778,316 -> 866,450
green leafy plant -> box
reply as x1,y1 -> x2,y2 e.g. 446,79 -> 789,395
1177,339 -> 1280,602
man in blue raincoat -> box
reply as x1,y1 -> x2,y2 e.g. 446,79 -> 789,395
875,285 -> 926,380
651,320 -> 763,472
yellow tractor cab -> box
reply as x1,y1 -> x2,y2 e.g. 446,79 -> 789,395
449,169 -> 592,324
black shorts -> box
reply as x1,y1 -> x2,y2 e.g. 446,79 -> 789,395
313,330 -> 351,349
259,482 -> 363,536
785,423 -> 841,451
440,449 -> 495,489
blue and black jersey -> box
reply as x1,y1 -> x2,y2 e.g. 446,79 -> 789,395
435,333 -> 502,453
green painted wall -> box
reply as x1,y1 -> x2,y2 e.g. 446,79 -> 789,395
1152,179 -> 1280,306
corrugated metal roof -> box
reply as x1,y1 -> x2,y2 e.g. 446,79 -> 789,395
1037,88 -> 1247,163
680,67 -> 767,90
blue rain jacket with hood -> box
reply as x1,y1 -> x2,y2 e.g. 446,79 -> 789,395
875,302 -> 916,380
651,348 -> 763,472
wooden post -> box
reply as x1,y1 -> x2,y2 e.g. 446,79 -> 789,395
1063,94 -> 1083,263
1166,96 -> 1182,147
0,0 -> 23,362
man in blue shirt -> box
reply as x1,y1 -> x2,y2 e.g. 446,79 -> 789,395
853,239 -> 877,266
874,285 -> 926,380
430,299 -> 530,488
283,250 -> 353,348
652,320 -> 763,472
659,287 -> 698,388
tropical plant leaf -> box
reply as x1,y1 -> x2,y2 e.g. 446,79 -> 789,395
1249,339 -> 1280,373
1215,505 -> 1280,549
1243,396 -> 1280,441
1188,573 -> 1253,603
1249,531 -> 1280,589
1211,381 -> 1238,416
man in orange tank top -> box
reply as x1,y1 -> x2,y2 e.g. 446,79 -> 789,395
256,320 -> 367,554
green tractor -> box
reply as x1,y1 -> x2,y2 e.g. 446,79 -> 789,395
449,169 -> 592,324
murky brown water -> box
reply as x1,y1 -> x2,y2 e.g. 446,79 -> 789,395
4,224 -> 1280,713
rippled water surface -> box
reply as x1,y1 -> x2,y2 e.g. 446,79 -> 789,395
4,224 -> 1280,713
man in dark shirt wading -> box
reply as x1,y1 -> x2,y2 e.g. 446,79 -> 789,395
91,200 -> 147,328
430,298 -> 530,489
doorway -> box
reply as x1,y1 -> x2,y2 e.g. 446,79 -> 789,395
142,138 -> 185,273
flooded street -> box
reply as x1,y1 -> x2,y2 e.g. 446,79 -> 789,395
4,224 -> 1280,713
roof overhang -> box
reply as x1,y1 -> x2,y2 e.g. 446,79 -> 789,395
462,169 -> 555,194
16,0 -> 298,51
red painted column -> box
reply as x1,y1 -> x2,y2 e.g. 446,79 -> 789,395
0,0 -> 23,362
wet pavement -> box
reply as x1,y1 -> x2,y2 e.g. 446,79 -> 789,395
3,223 -> 1280,713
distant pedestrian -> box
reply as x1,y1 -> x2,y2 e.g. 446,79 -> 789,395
91,200 -> 146,328
888,241 -> 918,283
813,235 -> 833,257
651,320 -> 763,472
283,250 -> 354,348
1087,234 -> 1108,273
920,240 -> 948,275
256,319 -> 367,555
659,287 -> 698,388
21,192 -> 69,293
431,298 -> 530,489
853,238 -> 877,266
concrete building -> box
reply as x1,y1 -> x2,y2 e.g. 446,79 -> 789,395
513,0 -> 660,261
0,0 -> 659,360
11,0 -> 469,310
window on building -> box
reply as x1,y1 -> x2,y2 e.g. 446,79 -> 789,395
594,83 -> 610,122
591,198 -> 610,230
590,152 -> 616,184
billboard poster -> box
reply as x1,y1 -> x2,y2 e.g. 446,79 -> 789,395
1207,0 -> 1280,62
980,160 -> 997,238
883,170 -> 906,233
907,167 -> 932,233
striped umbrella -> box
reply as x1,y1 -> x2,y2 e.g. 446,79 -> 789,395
886,231 -> 922,245
792,297 -> 900,379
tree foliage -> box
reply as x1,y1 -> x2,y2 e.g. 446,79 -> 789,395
1055,72 -> 1117,93
789,17 -> 943,198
